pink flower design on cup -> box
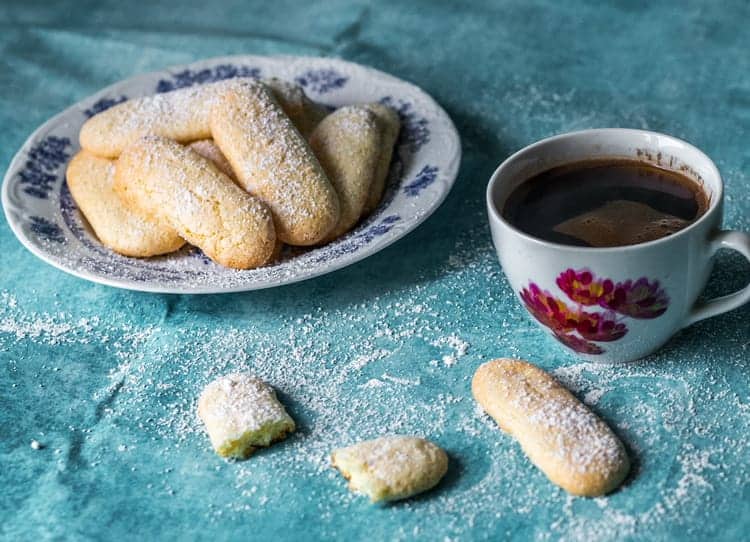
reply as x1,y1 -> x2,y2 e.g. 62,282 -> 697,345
575,310 -> 627,342
552,331 -> 605,355
519,283 -> 577,332
520,268 -> 670,354
602,278 -> 669,319
556,268 -> 615,306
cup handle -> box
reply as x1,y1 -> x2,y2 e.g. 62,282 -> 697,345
683,230 -> 750,327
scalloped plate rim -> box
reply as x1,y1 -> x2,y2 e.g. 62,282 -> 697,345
2,54 -> 461,294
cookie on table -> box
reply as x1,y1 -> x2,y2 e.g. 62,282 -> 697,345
210,80 -> 340,246
309,106 -> 382,241
472,358 -> 630,497
115,135 -> 276,269
65,151 -> 185,257
331,435 -> 448,502
362,103 -> 400,216
198,373 -> 295,459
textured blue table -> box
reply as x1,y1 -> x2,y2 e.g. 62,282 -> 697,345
2,1 -> 749,540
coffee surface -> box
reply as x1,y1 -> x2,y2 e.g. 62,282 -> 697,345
502,159 -> 709,247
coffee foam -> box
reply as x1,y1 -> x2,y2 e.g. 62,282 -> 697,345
554,200 -> 689,247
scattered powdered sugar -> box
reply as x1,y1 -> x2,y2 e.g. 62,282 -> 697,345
0,292 -> 101,344
351,348 -> 391,370
2,216 -> 748,540
1,291 -> 17,309
583,387 -> 609,406
360,378 -> 386,389
431,334 -> 470,367
381,373 -> 421,387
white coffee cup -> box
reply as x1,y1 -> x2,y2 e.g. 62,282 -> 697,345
486,128 -> 750,363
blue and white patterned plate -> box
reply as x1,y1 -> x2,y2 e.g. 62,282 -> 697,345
1,55 -> 461,293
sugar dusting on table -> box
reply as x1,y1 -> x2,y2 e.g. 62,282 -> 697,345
2,216 -> 749,541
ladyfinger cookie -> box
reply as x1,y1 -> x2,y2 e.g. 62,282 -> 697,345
309,106 -> 381,241
187,139 -> 237,181
331,436 -> 448,503
210,80 -> 340,246
81,79 -> 326,159
66,151 -> 184,257
115,136 -> 276,269
472,358 -> 629,497
79,81 -> 231,158
362,103 -> 401,215
264,77 -> 329,138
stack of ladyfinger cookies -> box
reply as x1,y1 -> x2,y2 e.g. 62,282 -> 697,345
67,78 -> 400,269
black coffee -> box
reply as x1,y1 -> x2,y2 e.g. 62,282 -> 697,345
502,159 -> 709,247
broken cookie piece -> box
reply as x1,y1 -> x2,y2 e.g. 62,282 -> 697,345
197,373 -> 295,459
331,435 -> 448,502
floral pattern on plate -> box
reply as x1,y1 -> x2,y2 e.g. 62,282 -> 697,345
1,55 -> 460,293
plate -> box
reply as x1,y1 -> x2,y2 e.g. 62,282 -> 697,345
1,55 -> 461,293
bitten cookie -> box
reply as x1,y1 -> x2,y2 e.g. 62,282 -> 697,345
309,106 -> 381,241
331,436 -> 448,502
187,139 -> 237,181
362,103 -> 401,215
472,358 -> 630,497
115,136 -> 276,269
66,151 -> 184,257
211,80 -> 340,245
197,373 -> 295,459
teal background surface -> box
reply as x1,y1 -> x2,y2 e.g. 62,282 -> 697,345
2,1 -> 749,540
